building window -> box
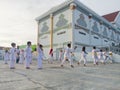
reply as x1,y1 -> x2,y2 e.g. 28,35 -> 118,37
79,31 -> 86,35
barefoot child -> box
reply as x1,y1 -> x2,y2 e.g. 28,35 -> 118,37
9,43 -> 16,69
4,50 -> 9,64
25,41 -> 32,69
37,43 -> 44,69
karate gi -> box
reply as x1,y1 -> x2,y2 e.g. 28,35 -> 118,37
25,46 -> 32,68
92,49 -> 98,65
4,51 -> 9,64
19,50 -> 25,64
98,51 -> 104,63
61,47 -> 73,66
58,51 -> 63,61
37,46 -> 43,69
9,47 -> 16,68
79,51 -> 87,65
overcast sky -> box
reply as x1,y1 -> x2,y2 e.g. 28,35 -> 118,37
0,0 -> 120,47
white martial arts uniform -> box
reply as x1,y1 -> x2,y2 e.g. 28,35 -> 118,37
58,51 -> 63,61
9,47 -> 16,68
79,51 -> 87,65
98,51 -> 104,63
61,47 -> 73,65
19,50 -> 25,64
37,46 -> 43,69
4,52 -> 9,64
25,46 -> 32,68
92,49 -> 98,64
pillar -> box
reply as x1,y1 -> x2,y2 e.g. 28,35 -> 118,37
69,3 -> 76,48
50,14 -> 53,49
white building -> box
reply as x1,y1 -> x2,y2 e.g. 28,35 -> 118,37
35,0 -> 120,60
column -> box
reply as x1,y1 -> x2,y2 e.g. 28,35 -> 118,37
37,21 -> 40,44
50,14 -> 53,49
69,3 -> 76,48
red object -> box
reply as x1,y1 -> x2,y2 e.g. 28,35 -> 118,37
49,49 -> 53,56
102,11 -> 119,22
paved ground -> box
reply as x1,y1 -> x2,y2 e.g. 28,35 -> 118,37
0,60 -> 120,90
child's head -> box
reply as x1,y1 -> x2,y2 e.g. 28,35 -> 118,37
5,49 -> 8,53
67,43 -> 71,48
17,46 -> 19,49
39,44 -> 43,48
27,41 -> 31,46
82,46 -> 86,51
93,46 -> 96,49
11,43 -> 16,47
100,49 -> 102,52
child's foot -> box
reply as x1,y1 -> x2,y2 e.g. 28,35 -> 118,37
26,67 -> 30,69
96,62 -> 98,65
77,62 -> 80,65
71,65 -> 74,68
38,68 -> 42,70
10,67 -> 15,69
61,65 -> 63,67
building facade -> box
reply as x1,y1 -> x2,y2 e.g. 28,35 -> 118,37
36,0 -> 120,60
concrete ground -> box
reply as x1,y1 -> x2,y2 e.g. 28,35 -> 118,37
0,60 -> 120,90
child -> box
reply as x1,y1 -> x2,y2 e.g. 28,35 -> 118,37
92,46 -> 99,66
61,43 -> 76,68
25,41 -> 32,69
98,49 -> 105,64
16,46 -> 20,63
9,43 -> 16,69
58,49 -> 63,62
19,49 -> 25,64
4,50 -> 9,64
37,43 -> 44,69
48,48 -> 53,64
78,46 -> 87,66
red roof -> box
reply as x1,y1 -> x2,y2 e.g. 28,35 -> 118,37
102,11 -> 119,22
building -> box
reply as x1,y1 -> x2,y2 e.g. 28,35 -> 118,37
103,11 -> 120,34
35,0 -> 120,60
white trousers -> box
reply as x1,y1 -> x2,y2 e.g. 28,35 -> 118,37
9,58 -> 16,68
61,56 -> 73,65
25,56 -> 31,67
79,57 -> 87,65
38,57 -> 42,68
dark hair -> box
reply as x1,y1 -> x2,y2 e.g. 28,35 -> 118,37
82,46 -> 85,51
67,43 -> 71,47
27,41 -> 31,45
5,50 -> 8,52
11,43 -> 16,47
93,46 -> 96,49
100,49 -> 102,52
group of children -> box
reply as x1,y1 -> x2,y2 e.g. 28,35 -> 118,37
59,44 -> 113,68
4,41 -> 44,69
3,42 -> 113,69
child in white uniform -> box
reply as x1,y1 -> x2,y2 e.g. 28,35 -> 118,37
92,46 -> 99,66
4,50 -> 9,64
37,43 -> 44,69
78,46 -> 87,66
61,43 -> 76,68
48,49 -> 53,64
25,41 -> 32,69
98,49 -> 105,64
58,49 -> 63,62
9,43 -> 16,69
19,49 -> 25,64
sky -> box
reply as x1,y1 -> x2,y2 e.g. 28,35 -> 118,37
0,0 -> 120,47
